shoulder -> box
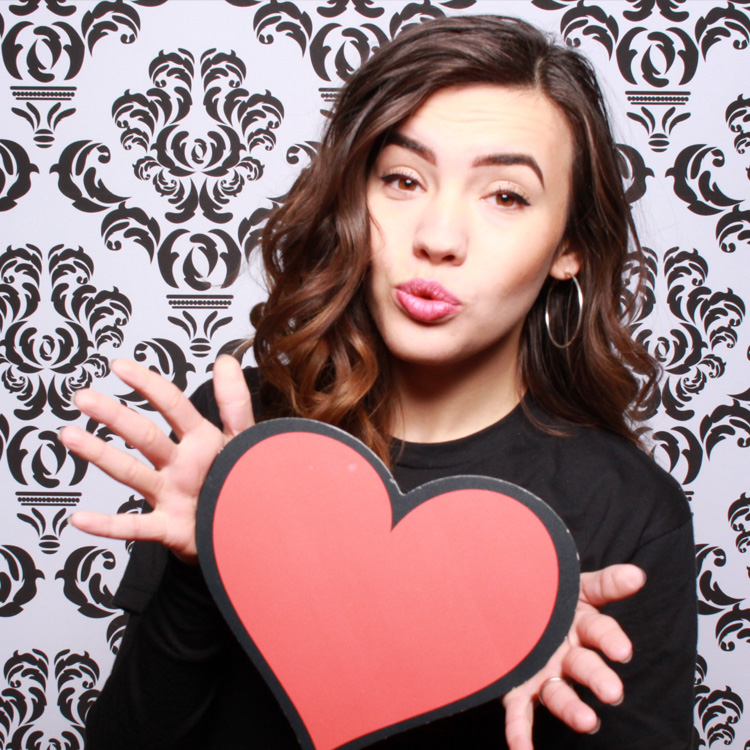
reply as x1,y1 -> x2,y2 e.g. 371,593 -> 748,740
511,406 -> 692,567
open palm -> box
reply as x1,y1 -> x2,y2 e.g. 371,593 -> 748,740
61,355 -> 254,563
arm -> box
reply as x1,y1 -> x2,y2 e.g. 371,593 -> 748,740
61,356 -> 258,748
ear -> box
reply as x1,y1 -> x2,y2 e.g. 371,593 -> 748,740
549,243 -> 581,281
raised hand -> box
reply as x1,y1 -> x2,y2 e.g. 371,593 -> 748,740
60,355 -> 254,563
503,564 -> 646,750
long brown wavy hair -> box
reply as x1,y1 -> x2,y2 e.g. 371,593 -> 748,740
247,14 -> 659,464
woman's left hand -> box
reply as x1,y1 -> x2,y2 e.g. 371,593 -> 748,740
502,563 -> 646,750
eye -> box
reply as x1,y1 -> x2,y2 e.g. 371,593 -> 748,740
492,190 -> 529,209
381,172 -> 422,192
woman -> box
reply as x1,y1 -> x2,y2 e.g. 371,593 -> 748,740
61,15 -> 696,750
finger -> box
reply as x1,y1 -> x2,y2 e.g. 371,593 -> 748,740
70,509 -> 158,542
213,355 -> 255,438
111,359 -> 203,440
73,388 -> 177,469
69,509 -> 196,561
579,564 -> 645,608
574,607 -> 633,664
563,645 -> 624,705
537,678 -> 599,735
60,424 -> 162,499
503,689 -> 535,750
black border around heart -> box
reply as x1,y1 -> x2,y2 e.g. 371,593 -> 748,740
197,418 -> 580,750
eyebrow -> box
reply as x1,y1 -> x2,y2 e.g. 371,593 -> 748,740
384,132 -> 545,187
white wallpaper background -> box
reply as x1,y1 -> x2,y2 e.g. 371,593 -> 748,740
0,0 -> 749,746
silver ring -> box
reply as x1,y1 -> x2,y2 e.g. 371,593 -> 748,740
538,676 -> 567,708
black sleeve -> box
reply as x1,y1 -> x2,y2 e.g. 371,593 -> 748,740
85,368 -> 263,749
85,556 -> 233,749
595,519 -> 696,749
533,517 -> 697,749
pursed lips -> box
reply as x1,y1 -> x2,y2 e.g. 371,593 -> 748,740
395,278 -> 461,323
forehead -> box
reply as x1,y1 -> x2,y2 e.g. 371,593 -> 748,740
395,84 -> 574,177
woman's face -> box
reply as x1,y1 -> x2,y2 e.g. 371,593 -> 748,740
366,84 -> 579,376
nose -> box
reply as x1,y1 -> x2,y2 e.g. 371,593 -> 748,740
412,194 -> 468,265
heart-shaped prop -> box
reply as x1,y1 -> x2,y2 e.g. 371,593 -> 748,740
197,418 -> 579,750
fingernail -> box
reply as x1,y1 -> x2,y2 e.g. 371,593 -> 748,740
587,719 -> 601,735
612,694 -> 624,707
621,651 -> 633,664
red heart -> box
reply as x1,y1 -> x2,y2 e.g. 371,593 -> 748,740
198,419 -> 578,750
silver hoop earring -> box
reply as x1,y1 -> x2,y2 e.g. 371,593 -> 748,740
544,274 -> 584,349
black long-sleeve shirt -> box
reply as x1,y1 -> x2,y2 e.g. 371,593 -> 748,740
86,371 -> 696,749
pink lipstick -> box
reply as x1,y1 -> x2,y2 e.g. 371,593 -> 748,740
395,279 -> 461,323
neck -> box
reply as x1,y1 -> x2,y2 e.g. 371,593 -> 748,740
390,348 -> 523,444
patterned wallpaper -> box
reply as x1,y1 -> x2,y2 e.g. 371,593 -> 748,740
1,0 -> 749,746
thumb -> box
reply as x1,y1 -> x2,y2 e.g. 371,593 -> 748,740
213,355 -> 256,438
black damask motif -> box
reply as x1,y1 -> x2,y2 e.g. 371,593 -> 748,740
0,140 -> 38,211
627,106 -> 690,153
695,544 -> 743,617
562,3 -> 619,57
168,310 -> 233,358
617,142 -> 654,202
668,144 -> 743,216
56,546 -> 128,652
17,507 -> 69,555
53,46 -> 286,301
11,99 -> 76,149
239,192 -> 285,258
54,650 -> 100,742
726,94 -> 750,154
1,18 -> 84,81
651,425 -> 703,485
0,244 -> 132,420
728,493 -> 750,553
668,142 -> 750,252
158,230 -> 242,289
531,0 -> 619,56
617,26 -> 698,87
0,649 -> 48,749
241,0 -> 475,85
0,415 -> 7,463
8,0 -> 78,17
716,603 -> 750,651
317,0 -> 385,19
7,426 -> 88,488
696,3 -> 750,59
309,20 -> 388,82
1,0 -> 167,148
0,649 -> 100,750
523,1 -> 700,152
0,546 -> 44,617
113,48 -> 283,224
51,141 -> 128,212
716,206 -> 750,254
695,544 -> 750,655
623,0 -> 689,22
700,395 -> 750,458
56,545 -> 118,619
630,247 -> 744,420
694,654 -> 745,748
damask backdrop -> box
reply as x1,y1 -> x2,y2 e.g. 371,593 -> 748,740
1,0 -> 749,746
